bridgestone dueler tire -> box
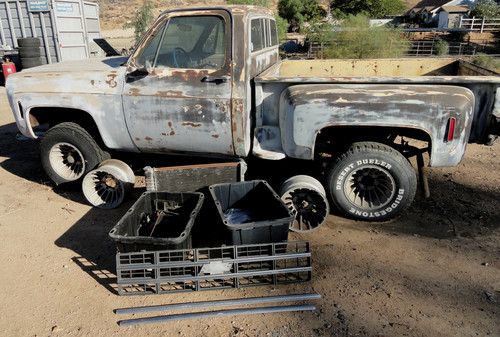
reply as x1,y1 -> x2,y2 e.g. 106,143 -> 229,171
17,37 -> 41,48
326,142 -> 417,221
18,47 -> 42,58
40,122 -> 110,185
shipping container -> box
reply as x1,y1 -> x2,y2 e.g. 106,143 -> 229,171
0,0 -> 102,63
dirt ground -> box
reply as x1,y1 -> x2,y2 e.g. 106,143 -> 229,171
0,87 -> 498,337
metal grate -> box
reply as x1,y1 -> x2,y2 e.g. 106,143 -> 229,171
116,241 -> 312,295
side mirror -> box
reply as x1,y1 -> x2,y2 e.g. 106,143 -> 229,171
126,66 -> 149,83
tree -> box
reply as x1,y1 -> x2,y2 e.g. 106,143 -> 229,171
124,0 -> 155,45
471,0 -> 500,18
226,0 -> 269,6
278,0 -> 326,31
330,0 -> 406,18
275,15 -> 289,41
318,14 -> 410,59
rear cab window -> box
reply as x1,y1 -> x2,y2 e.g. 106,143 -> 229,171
250,17 -> 279,53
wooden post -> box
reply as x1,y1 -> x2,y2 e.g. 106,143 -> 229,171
481,17 -> 485,33
459,16 -> 463,29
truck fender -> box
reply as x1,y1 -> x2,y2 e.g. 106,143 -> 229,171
279,84 -> 475,167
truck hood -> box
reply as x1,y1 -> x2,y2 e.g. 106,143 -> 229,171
6,56 -> 129,95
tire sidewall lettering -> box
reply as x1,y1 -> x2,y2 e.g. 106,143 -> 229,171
340,158 -> 405,219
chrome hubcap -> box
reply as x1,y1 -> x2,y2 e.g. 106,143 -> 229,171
344,165 -> 396,210
48,143 -> 85,181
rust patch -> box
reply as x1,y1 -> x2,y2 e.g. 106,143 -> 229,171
171,69 -> 209,82
156,90 -> 185,98
168,121 -> 173,127
161,133 -> 167,136
236,138 -> 243,143
211,134 -> 220,139
135,137 -> 140,141
170,130 -> 175,136
90,80 -> 95,86
145,136 -> 153,141
182,122 -> 202,128
105,74 -> 118,88
129,88 -> 141,96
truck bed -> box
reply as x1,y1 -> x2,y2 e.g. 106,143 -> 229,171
256,58 -> 500,84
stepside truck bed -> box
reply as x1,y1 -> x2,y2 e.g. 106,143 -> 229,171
255,58 -> 500,144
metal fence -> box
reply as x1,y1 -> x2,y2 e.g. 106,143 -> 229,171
307,40 -> 497,58
458,17 -> 500,32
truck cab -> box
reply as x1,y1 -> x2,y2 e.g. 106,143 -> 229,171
123,6 -> 279,158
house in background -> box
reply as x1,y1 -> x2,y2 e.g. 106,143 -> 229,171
407,0 -> 476,26
438,6 -> 471,28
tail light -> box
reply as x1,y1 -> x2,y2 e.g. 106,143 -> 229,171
446,117 -> 456,142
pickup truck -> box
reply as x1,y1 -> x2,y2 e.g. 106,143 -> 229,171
5,5 -> 500,221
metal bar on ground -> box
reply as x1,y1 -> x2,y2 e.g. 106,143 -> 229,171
115,293 -> 321,315
117,304 -> 316,327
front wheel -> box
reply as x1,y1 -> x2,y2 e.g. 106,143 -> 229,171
40,122 -> 110,185
326,142 -> 417,221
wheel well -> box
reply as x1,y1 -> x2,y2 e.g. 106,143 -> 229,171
314,126 -> 432,158
29,107 -> 106,148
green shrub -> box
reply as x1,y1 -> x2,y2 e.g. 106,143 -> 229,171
124,0 -> 155,45
275,15 -> 289,41
319,14 -> 410,59
278,0 -> 326,31
471,54 -> 500,72
471,0 -> 500,18
330,0 -> 406,18
433,40 -> 449,56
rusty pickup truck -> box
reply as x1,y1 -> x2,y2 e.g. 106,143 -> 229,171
5,5 -> 500,221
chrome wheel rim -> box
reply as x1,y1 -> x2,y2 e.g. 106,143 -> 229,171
282,188 -> 329,232
343,165 -> 396,210
83,170 -> 125,209
49,142 -> 85,181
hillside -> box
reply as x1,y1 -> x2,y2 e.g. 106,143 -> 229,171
97,0 -> 414,30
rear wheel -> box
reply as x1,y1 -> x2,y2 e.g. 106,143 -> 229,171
326,142 -> 417,221
40,122 -> 110,185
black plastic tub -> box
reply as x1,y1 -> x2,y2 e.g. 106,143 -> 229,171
109,192 -> 204,253
209,180 -> 294,245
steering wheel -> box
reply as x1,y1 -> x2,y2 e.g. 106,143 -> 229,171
172,47 -> 189,68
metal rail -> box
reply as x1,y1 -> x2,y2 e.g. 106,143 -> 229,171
115,293 -> 321,315
117,304 -> 316,326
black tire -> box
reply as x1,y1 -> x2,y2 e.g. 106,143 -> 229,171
17,37 -> 41,48
21,57 -> 44,68
40,122 -> 110,185
18,47 -> 42,58
326,142 -> 417,221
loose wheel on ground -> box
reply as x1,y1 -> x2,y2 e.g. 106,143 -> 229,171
326,142 -> 417,221
40,122 -> 110,185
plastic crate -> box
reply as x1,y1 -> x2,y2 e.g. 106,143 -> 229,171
209,180 -> 294,245
109,192 -> 204,253
115,241 -> 312,295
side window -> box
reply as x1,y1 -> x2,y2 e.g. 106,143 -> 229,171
265,19 -> 271,48
155,15 -> 226,69
136,25 -> 165,68
250,19 -> 264,52
270,20 -> 278,46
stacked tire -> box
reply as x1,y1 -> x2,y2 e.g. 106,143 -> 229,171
17,38 -> 45,69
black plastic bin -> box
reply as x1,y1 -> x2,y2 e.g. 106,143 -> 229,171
109,191 -> 204,252
209,180 -> 294,245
